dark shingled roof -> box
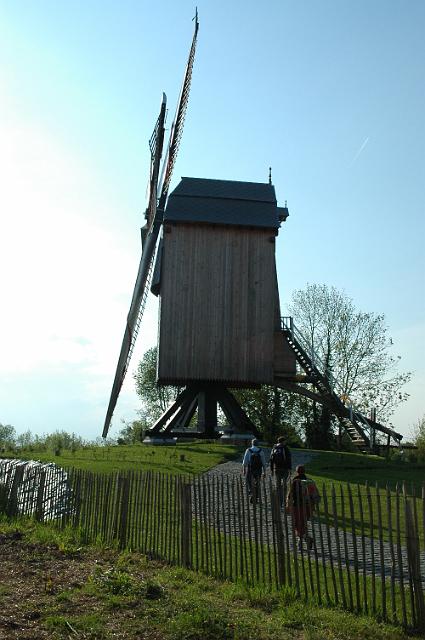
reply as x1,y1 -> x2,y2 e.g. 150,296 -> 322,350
164,177 -> 281,229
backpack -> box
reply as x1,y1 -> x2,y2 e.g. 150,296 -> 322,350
293,478 -> 320,508
270,445 -> 289,469
304,479 -> 321,505
291,478 -> 320,507
248,448 -> 263,474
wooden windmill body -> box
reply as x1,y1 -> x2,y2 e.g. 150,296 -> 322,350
146,177 -> 296,438
155,177 -> 294,386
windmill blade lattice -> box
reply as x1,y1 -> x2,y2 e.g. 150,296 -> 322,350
102,97 -> 166,438
158,11 -> 199,206
145,98 -> 166,229
102,16 -> 199,438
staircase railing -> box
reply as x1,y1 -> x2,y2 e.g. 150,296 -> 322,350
281,316 -> 376,444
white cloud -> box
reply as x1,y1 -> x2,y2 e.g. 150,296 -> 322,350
349,136 -> 370,166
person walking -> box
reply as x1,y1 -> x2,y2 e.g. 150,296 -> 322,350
242,438 -> 266,503
269,435 -> 292,506
286,464 -> 320,550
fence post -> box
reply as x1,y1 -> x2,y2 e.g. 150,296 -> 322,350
405,499 -> 425,631
181,482 -> 192,568
7,465 -> 24,517
0,482 -> 7,514
271,486 -> 285,586
35,470 -> 47,522
119,475 -> 130,550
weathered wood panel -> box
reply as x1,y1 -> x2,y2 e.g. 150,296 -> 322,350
273,332 -> 297,375
157,223 -> 278,385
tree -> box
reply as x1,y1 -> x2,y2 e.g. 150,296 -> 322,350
117,418 -> 147,444
413,414 -> 425,461
233,386 -> 302,444
0,423 -> 16,450
44,431 -> 84,454
16,429 -> 34,450
133,347 -> 181,423
288,284 -> 411,431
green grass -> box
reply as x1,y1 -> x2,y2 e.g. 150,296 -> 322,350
306,449 -> 425,493
303,449 -> 425,544
2,440 -> 243,475
184,512 -> 417,628
3,438 -> 425,636
3,492 -> 418,630
1,517 -> 421,640
7,442 -> 424,489
45,613 -> 105,638
4,444 -> 423,547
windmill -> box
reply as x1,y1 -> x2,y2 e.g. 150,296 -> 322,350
102,12 -> 296,441
103,14 -> 403,450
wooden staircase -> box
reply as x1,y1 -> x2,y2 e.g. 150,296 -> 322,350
274,317 -> 403,451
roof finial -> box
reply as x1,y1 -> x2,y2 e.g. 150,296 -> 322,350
268,166 -> 272,185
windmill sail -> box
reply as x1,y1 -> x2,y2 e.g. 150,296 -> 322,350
102,15 -> 199,438
102,96 -> 167,438
158,11 -> 199,207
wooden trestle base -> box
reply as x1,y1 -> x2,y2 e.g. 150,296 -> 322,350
145,383 -> 259,439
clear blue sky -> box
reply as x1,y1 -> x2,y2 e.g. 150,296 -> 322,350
1,1 -> 423,440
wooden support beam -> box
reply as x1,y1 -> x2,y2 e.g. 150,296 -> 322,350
177,397 -> 198,430
148,383 -> 258,438
215,387 -> 259,437
161,393 -> 199,435
197,390 -> 218,437
274,378 -> 335,409
148,386 -> 198,434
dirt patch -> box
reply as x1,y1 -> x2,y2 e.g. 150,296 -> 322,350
0,530 -> 160,640
0,531 -> 94,638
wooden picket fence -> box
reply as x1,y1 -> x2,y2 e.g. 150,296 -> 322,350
1,461 -> 425,631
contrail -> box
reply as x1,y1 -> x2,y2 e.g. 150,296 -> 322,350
350,136 -> 370,166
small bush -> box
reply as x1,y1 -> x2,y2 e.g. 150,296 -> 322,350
93,568 -> 136,596
92,567 -> 165,601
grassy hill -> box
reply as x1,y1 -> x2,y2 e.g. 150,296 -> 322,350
4,443 -> 424,491
306,449 -> 425,493
1,441 -> 243,475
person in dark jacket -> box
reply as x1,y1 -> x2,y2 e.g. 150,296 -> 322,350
269,436 -> 292,506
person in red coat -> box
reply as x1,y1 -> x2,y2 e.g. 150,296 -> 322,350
286,464 -> 320,551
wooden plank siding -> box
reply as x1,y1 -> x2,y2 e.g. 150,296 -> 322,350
273,331 -> 297,375
272,261 -> 297,376
157,223 -> 278,385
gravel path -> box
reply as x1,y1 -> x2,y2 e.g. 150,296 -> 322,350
206,449 -> 317,480
201,450 -> 425,586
